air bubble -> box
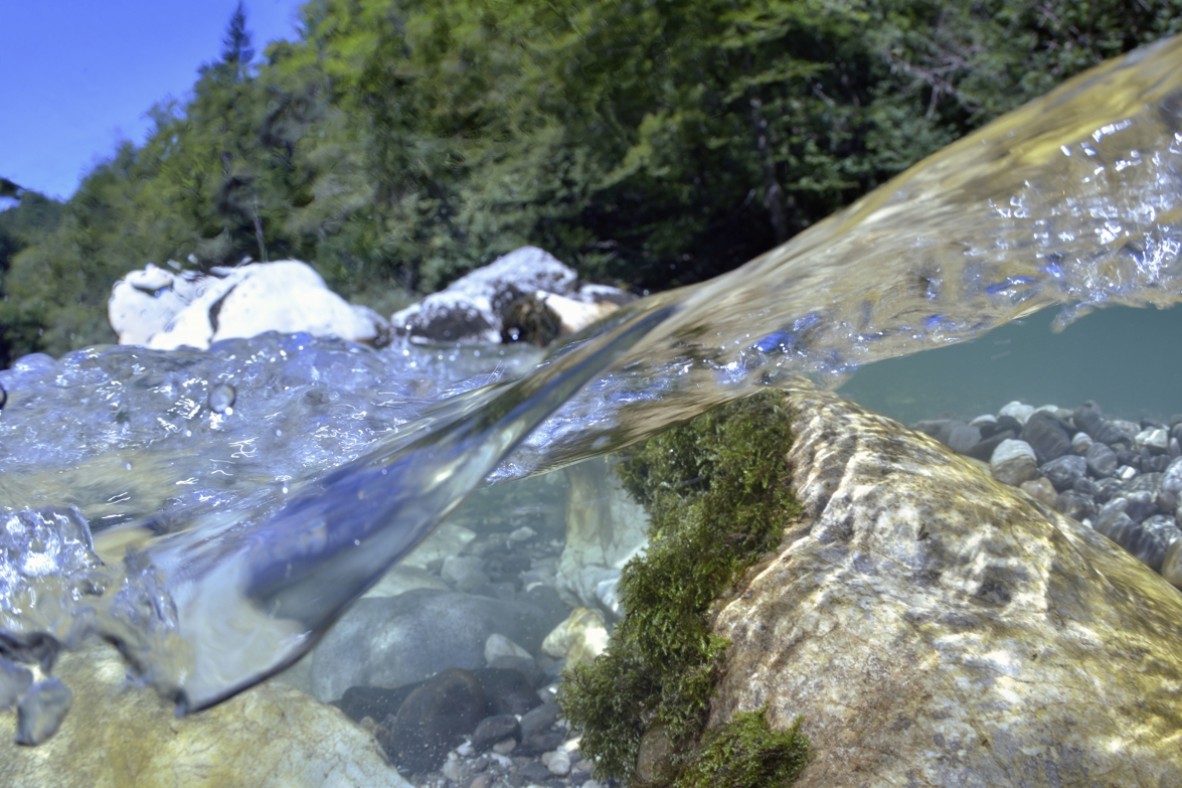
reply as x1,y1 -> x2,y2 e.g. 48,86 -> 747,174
208,383 -> 237,414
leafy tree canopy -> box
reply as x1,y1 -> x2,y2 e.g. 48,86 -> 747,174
4,0 -> 1180,362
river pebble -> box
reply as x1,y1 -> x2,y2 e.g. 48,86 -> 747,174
918,398 -> 1182,591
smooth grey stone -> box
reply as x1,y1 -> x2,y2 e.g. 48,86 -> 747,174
1123,490 -> 1158,523
1124,472 -> 1163,495
441,555 -> 491,593
998,401 -> 1035,424
473,668 -> 541,716
380,668 -> 486,773
15,679 -> 73,746
1143,453 -> 1173,473
1102,514 -> 1181,573
1074,402 -> 1131,447
914,419 -> 954,444
333,684 -> 415,725
1086,443 -> 1118,477
486,655 -> 544,688
1071,431 -> 1094,452
1056,490 -> 1097,522
1093,477 -> 1124,503
1137,428 -> 1170,453
1020,411 -> 1073,463
471,714 -> 522,752
518,761 -> 556,784
1159,457 -> 1182,511
1094,506 -> 1135,539
946,423 -> 982,454
965,431 -> 1015,462
308,589 -> 551,702
991,439 -> 1038,486
520,700 -> 562,742
1040,455 -> 1087,492
0,657 -> 33,710
1116,449 -> 1141,469
995,414 -> 1023,435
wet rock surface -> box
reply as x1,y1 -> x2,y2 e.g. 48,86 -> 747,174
0,644 -> 411,787
706,387 -> 1182,785
291,477 -> 620,787
921,400 -> 1182,587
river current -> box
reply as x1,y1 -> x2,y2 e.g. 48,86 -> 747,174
1,35 -> 1181,728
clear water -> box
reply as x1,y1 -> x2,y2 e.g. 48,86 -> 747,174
840,304 -> 1182,424
2,35 -> 1181,723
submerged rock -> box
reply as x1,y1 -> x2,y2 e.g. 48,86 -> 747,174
704,386 -> 1182,785
306,589 -> 553,702
0,644 -> 408,787
989,438 -> 1039,485
380,668 -> 487,774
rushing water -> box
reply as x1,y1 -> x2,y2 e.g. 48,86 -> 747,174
2,35 -> 1181,731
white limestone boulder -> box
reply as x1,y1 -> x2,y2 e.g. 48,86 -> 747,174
391,247 -> 632,344
108,261 -> 390,350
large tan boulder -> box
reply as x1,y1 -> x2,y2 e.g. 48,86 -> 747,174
0,644 -> 410,788
709,386 -> 1182,785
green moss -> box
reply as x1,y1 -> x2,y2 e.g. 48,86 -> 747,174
679,708 -> 809,787
561,390 -> 806,785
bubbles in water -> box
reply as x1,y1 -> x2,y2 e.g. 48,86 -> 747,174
208,383 -> 236,414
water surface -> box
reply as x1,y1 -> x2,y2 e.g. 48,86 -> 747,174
1,34 -> 1181,723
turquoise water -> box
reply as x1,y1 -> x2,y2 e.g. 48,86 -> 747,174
840,304 -> 1182,424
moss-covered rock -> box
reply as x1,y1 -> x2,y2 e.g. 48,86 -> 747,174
678,708 -> 808,787
712,384 -> 1182,785
561,390 -> 806,785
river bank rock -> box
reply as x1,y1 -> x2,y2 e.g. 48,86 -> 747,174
109,261 -> 390,350
706,386 -> 1182,785
390,247 -> 632,344
0,643 -> 408,787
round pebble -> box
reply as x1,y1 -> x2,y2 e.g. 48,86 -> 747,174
990,439 -> 1039,486
999,400 -> 1034,425
933,397 -> 1182,588
546,748 -> 572,776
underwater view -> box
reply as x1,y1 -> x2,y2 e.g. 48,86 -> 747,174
3,30 -> 1182,788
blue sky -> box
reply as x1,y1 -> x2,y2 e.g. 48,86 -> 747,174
1,1 -> 307,201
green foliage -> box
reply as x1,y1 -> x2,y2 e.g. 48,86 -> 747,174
6,0 -> 1182,364
562,390 -> 801,784
678,709 -> 809,788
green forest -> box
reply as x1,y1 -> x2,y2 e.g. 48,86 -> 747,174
2,0 -> 1180,366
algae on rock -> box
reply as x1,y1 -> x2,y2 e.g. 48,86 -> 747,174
561,390 -> 808,785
